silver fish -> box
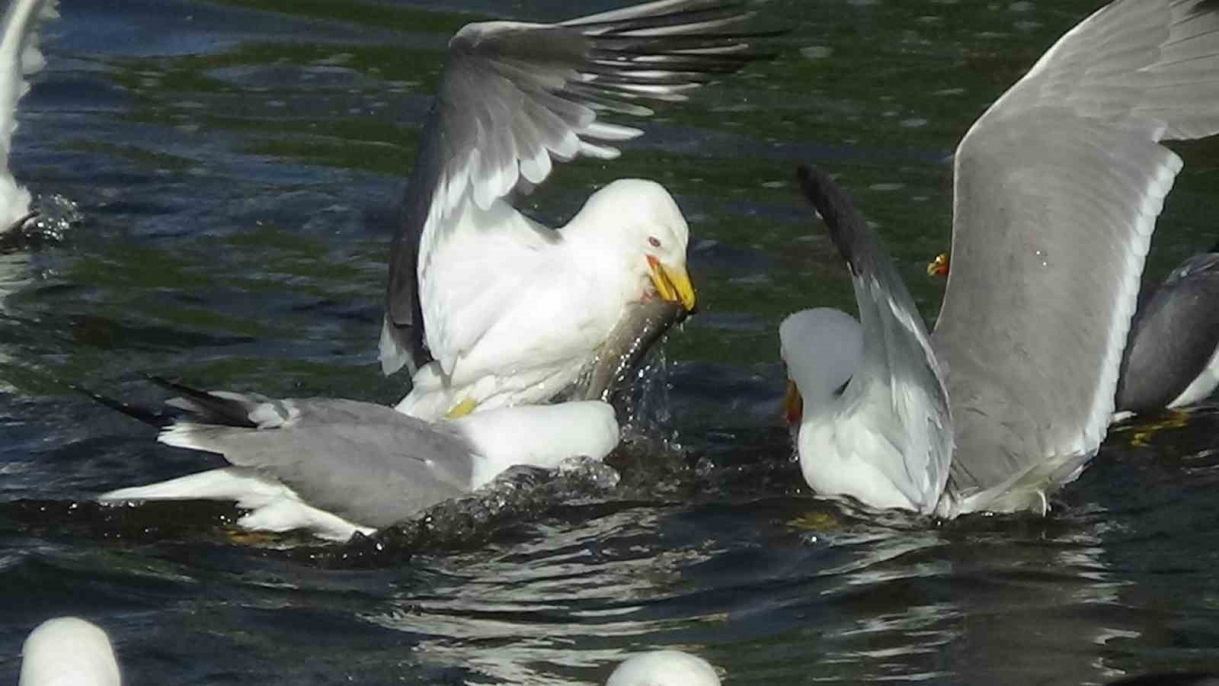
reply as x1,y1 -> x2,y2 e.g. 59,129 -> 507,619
569,298 -> 687,403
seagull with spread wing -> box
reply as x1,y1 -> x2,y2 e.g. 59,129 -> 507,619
379,0 -> 768,420
781,0 -> 1219,517
0,0 -> 55,237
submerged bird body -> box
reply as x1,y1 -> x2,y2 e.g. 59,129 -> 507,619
100,381 -> 619,541
0,0 -> 56,234
606,650 -> 721,686
783,0 -> 1219,518
19,617 -> 120,686
381,0 -> 767,419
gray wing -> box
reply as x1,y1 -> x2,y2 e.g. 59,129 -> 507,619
931,0 -> 1219,502
798,165 -> 952,513
380,0 -> 767,376
160,391 -> 476,528
1118,251 -> 1219,412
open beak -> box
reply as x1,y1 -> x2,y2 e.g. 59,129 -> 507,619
646,255 -> 697,312
783,379 -> 803,425
927,252 -> 950,278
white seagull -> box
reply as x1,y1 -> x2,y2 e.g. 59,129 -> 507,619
96,378 -> 619,542
0,0 -> 56,236
380,0 -> 770,420
780,0 -> 1219,517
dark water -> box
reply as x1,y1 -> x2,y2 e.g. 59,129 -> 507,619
3,0 -> 1219,683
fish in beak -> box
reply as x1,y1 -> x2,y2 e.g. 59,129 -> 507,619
646,255 -> 697,312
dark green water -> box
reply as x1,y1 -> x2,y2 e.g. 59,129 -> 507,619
2,0 -> 1219,683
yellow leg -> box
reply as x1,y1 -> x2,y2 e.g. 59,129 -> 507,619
789,510 -> 841,531
446,398 -> 478,419
224,527 -> 282,546
1130,408 -> 1191,448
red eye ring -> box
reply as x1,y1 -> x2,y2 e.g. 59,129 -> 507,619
648,236 -> 661,248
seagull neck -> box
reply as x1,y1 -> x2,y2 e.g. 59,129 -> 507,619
780,309 -> 864,421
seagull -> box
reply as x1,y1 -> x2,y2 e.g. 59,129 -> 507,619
1116,241 -> 1219,414
19,617 -> 120,686
780,168 -> 950,515
0,0 -> 56,238
95,378 -> 619,542
928,242 -> 1219,416
606,651 -> 721,686
780,0 -> 1219,518
380,0 -> 770,420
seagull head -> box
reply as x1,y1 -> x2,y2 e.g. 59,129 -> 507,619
581,178 -> 696,312
778,308 -> 863,425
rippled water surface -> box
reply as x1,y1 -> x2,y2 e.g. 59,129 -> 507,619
4,0 -> 1219,683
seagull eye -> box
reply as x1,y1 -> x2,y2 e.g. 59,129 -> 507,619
648,236 -> 661,248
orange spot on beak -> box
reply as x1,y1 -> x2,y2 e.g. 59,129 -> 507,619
927,252 -> 950,278
783,379 -> 803,425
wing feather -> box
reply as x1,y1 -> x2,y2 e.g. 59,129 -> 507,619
158,395 -> 475,527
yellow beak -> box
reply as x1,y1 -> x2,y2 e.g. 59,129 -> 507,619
783,379 -> 803,425
647,255 -> 697,311
927,252 -> 950,279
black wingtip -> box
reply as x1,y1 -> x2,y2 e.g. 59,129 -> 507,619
795,164 -> 868,276
145,373 -> 203,398
70,383 -> 171,428
145,374 -> 260,428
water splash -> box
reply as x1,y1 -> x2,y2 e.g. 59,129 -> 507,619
0,193 -> 82,252
28,193 -> 82,240
617,344 -> 683,454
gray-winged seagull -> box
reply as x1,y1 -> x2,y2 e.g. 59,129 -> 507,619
780,0 -> 1219,517
1116,240 -> 1219,413
97,378 -> 619,541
